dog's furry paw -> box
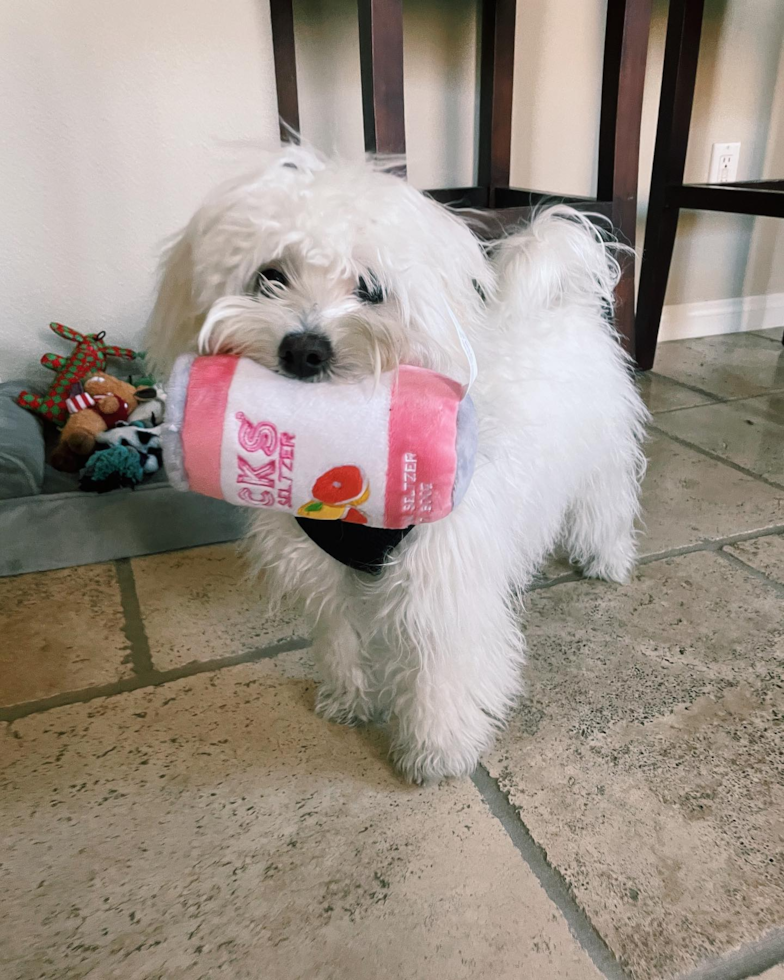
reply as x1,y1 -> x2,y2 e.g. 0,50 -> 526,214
390,735 -> 485,785
581,552 -> 634,584
314,683 -> 379,727
391,746 -> 479,785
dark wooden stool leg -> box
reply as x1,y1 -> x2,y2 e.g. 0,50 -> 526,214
597,0 -> 653,361
477,0 -> 516,208
269,0 -> 300,142
637,204 -> 681,367
636,0 -> 706,370
358,0 -> 406,163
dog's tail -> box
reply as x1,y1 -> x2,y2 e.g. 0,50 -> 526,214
486,205 -> 625,336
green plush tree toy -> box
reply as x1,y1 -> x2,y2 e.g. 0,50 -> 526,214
79,444 -> 144,493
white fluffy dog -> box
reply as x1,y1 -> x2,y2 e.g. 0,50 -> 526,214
146,145 -> 647,783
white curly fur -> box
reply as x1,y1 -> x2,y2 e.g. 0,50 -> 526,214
146,145 -> 648,784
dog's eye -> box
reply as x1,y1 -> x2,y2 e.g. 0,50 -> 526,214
255,267 -> 288,295
355,275 -> 385,304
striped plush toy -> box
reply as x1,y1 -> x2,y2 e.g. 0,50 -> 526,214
17,323 -> 138,426
163,354 -> 478,530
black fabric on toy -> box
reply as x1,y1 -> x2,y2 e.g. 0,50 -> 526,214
296,519 -> 414,576
98,422 -> 163,474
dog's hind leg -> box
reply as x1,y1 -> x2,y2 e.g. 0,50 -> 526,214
565,448 -> 645,584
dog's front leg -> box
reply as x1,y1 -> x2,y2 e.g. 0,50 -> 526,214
312,609 -> 378,726
246,512 -> 377,725
385,521 -> 526,783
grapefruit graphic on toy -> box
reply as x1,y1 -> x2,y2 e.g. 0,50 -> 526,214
297,500 -> 348,521
297,465 -> 370,522
313,465 -> 366,505
342,507 -> 369,525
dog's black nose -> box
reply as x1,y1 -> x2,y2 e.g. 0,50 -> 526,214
277,332 -> 334,380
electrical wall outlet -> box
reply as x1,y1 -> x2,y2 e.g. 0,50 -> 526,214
708,142 -> 740,183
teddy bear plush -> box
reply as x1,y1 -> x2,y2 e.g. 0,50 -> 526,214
51,374 -> 157,471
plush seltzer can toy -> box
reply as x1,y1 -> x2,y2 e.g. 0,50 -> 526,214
163,354 -> 477,529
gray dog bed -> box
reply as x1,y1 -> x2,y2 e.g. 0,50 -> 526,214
0,380 -> 243,577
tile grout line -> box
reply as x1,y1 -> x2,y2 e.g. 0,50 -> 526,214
645,371 -> 726,405
471,764 -> 633,980
675,928 -> 784,980
530,524 -> 784,592
749,330 -> 784,347
638,524 -> 784,560
649,367 -> 784,410
652,387 -> 784,416
686,388 -> 784,406
0,637 -> 313,724
715,548 -> 784,598
114,558 -> 154,676
6,524 -> 783,721
649,425 -> 784,494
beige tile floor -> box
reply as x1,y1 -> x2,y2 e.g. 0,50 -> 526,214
1,330 -> 783,980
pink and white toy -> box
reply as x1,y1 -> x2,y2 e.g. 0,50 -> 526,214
163,354 -> 477,529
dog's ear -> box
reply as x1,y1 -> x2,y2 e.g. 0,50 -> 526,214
145,227 -> 199,379
134,386 -> 157,401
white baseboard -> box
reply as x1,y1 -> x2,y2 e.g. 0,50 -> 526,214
658,292 -> 784,342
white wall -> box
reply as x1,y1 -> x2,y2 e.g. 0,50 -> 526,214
2,0 -> 783,382
0,0 -> 280,383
